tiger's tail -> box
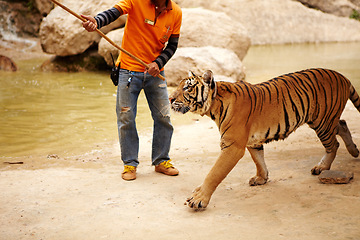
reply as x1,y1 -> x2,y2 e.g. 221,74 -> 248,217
349,85 -> 360,112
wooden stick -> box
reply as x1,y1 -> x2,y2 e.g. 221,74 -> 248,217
49,0 -> 165,81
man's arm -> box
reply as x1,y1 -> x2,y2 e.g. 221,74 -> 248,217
146,36 -> 179,76
94,7 -> 122,29
154,36 -> 179,70
82,7 -> 122,32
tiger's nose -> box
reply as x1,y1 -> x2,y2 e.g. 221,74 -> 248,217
169,97 -> 175,104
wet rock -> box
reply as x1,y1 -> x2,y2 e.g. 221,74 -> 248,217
318,170 -> 354,184
39,0 -> 126,56
165,46 -> 245,86
0,55 -> 17,72
179,8 -> 251,61
40,48 -> 109,72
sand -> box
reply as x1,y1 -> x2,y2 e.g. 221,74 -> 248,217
1,105 -> 360,240
1,42 -> 360,240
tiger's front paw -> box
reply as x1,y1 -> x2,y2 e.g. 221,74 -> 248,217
249,176 -> 268,186
311,165 -> 328,175
186,185 -> 211,210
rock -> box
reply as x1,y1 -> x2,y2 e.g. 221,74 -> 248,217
0,55 -> 17,72
0,1 -> 42,38
352,0 -> 360,7
98,28 -> 124,66
165,46 -> 246,86
34,0 -> 54,16
98,8 -> 251,66
296,0 -> 360,17
47,154 -> 60,159
318,170 -> 354,184
180,8 -> 251,61
176,0 -> 360,45
40,48 -> 109,72
39,0 -> 126,56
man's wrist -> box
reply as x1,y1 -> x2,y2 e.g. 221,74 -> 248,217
153,60 -> 163,70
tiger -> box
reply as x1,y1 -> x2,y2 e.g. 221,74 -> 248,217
169,68 -> 360,210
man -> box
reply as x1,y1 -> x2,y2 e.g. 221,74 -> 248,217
82,0 -> 182,180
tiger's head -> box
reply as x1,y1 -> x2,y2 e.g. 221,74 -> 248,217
170,70 -> 216,116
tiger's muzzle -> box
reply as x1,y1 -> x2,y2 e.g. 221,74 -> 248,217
169,97 -> 190,114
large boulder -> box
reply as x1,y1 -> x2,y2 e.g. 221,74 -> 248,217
98,7 -> 251,67
98,28 -> 124,66
165,46 -> 246,86
39,0 -> 126,56
175,0 -> 360,45
296,0 -> 360,17
179,8 -> 251,61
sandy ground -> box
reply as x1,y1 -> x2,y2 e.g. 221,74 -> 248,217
1,42 -> 360,240
1,104 -> 360,240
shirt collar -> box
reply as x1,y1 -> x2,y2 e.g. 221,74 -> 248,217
150,0 -> 172,11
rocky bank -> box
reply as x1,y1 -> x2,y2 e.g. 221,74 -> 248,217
1,0 -> 360,85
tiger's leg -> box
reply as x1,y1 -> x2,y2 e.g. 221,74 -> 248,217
247,145 -> 268,186
311,144 -> 339,175
310,124 -> 340,175
337,120 -> 359,157
187,144 -> 246,210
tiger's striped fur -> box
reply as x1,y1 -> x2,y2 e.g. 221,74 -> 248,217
170,68 -> 360,210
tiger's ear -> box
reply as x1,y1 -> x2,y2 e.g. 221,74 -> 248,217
203,70 -> 215,90
203,70 -> 213,83
203,69 -> 214,82
188,70 -> 196,78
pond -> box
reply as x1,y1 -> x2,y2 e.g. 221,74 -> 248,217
1,42 -> 360,159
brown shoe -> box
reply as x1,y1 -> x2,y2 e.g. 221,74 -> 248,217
155,160 -> 179,176
122,165 -> 136,181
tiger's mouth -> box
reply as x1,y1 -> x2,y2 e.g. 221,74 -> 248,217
170,98 -> 191,114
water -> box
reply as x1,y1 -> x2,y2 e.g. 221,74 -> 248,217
1,42 -> 360,159
1,60 -> 115,157
0,58 -> 196,158
243,42 -> 360,90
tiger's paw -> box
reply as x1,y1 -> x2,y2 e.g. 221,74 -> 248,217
249,176 -> 268,186
311,165 -> 329,175
186,185 -> 211,210
346,143 -> 359,158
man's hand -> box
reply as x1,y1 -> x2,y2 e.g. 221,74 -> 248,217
145,62 -> 161,77
81,15 -> 97,32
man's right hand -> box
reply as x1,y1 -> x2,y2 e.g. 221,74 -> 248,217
81,15 -> 97,32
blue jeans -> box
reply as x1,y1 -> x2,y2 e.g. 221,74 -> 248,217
116,69 -> 173,167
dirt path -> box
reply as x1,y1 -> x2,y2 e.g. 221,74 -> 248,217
1,102 -> 360,240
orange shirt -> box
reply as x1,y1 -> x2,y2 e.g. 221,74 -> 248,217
114,0 -> 182,71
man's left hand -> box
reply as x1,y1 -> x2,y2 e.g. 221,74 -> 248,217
145,62 -> 160,77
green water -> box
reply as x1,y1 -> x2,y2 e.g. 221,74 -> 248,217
1,42 -> 360,158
